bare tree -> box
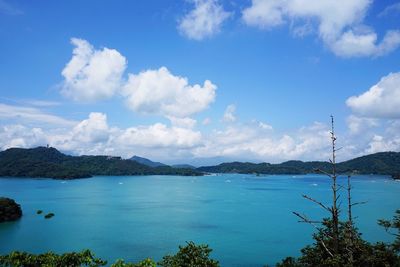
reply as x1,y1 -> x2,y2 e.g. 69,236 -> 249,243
293,115 -> 341,258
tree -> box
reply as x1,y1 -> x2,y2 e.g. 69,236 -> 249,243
158,241 -> 219,267
277,116 -> 400,266
378,209 -> 400,252
0,249 -> 106,267
111,258 -> 156,267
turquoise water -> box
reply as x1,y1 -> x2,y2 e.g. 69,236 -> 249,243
0,174 -> 399,266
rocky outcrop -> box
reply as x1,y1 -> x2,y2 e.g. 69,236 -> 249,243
0,197 -> 22,222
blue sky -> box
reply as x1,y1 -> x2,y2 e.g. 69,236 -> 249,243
0,0 -> 399,165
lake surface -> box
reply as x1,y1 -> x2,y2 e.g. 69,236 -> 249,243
1,174 -> 399,266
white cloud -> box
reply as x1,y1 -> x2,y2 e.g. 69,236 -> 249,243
115,123 -> 202,149
192,121 -> 332,162
178,0 -> 231,40
61,38 -> 127,102
0,103 -> 76,127
0,125 -> 46,150
122,67 -> 217,118
0,111 -> 202,159
331,29 -> 400,57
242,0 -> 286,29
365,134 -> 400,154
59,39 -> 217,126
47,112 -> 113,155
242,0 -> 400,57
0,106 -> 335,163
4,107 -> 398,163
346,115 -> 378,134
346,72 -> 400,118
168,116 -> 197,128
259,121 -> 273,130
71,112 -> 110,143
53,114 -> 200,155
222,104 -> 236,122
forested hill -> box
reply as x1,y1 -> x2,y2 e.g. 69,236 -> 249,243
197,152 -> 400,176
0,147 -> 201,179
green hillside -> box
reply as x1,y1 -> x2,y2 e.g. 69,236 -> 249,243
197,152 -> 400,176
0,147 -> 201,179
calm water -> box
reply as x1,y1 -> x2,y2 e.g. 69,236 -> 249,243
0,174 -> 399,266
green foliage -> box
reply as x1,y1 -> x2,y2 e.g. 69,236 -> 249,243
378,209 -> 400,252
0,197 -> 22,222
0,147 -> 202,179
111,258 -> 156,267
0,243 -> 218,267
158,241 -> 219,267
0,249 -> 107,267
275,257 -> 302,267
198,152 -> 400,175
276,218 -> 400,267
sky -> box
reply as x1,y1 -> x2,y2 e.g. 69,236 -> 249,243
0,0 -> 399,165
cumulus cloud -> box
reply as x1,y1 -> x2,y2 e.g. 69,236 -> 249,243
4,107 -> 394,163
365,134 -> 400,154
242,0 -> 400,57
331,29 -> 400,57
168,116 -> 197,128
346,115 -> 378,135
70,112 -> 110,143
0,110 -> 203,160
0,125 -> 46,150
60,39 -> 218,126
115,123 -> 202,149
122,67 -> 216,118
242,0 -> 286,29
346,72 -> 400,118
222,104 -> 236,122
192,121 -> 332,162
61,38 -> 127,102
178,0 -> 231,40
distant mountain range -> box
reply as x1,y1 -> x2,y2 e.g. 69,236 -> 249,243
0,147 -> 201,179
198,152 -> 400,177
171,164 -> 196,169
0,147 -> 399,179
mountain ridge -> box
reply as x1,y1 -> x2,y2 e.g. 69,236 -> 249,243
197,151 -> 400,176
129,155 -> 166,167
0,147 -> 399,179
0,147 -> 201,179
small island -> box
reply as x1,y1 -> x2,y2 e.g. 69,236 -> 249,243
0,197 -> 22,223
